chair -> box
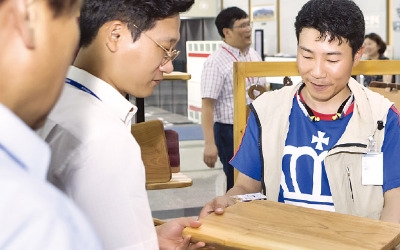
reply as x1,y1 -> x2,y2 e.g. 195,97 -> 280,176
131,120 -> 172,184
369,81 -> 400,108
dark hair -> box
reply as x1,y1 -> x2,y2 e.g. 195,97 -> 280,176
0,0 -> 80,17
365,32 -> 387,55
47,0 -> 81,17
294,0 -> 365,58
79,0 -> 194,47
215,7 -> 248,38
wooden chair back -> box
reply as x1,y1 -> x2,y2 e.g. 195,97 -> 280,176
233,60 -> 400,153
369,81 -> 400,109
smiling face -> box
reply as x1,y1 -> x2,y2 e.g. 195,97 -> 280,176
363,37 -> 380,59
296,28 -> 363,111
93,15 -> 181,98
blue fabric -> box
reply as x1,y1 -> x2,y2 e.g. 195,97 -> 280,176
231,97 -> 400,209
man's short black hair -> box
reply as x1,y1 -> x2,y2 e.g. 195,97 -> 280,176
294,0 -> 365,58
215,7 -> 248,39
79,0 -> 194,48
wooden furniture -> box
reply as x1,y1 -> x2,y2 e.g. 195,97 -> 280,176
183,200 -> 400,249
131,72 -> 193,190
135,71 -> 191,123
131,120 -> 172,184
369,81 -> 400,108
163,71 -> 191,81
233,60 -> 400,152
131,120 -> 193,190
146,172 -> 193,190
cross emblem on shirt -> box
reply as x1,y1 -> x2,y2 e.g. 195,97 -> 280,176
311,131 -> 329,150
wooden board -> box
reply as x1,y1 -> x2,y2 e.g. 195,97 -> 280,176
183,200 -> 400,250
146,172 -> 192,190
131,120 -> 171,183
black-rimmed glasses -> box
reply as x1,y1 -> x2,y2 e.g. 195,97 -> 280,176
133,24 -> 180,66
233,22 -> 253,29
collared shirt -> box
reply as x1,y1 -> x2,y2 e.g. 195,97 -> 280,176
0,103 -> 101,250
37,66 -> 158,250
201,42 -> 265,124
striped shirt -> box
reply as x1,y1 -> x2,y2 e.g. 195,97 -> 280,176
201,42 -> 265,124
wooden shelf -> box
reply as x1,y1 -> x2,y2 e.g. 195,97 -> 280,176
163,71 -> 191,80
146,172 -> 193,190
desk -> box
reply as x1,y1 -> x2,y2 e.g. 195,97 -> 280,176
136,71 -> 191,123
183,200 -> 400,250
146,172 -> 192,190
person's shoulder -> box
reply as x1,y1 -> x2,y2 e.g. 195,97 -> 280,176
0,170 -> 100,249
47,86 -> 125,138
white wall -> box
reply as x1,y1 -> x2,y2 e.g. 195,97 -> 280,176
218,0 -> 396,58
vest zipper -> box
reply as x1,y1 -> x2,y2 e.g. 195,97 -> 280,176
346,166 -> 354,201
330,143 -> 367,151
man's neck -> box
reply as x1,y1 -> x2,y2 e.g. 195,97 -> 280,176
301,85 -> 351,114
224,40 -> 249,55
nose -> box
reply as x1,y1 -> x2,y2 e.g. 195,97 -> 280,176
310,59 -> 326,79
159,60 -> 174,74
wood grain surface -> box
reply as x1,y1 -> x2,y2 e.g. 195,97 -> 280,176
131,120 -> 171,183
183,200 -> 400,250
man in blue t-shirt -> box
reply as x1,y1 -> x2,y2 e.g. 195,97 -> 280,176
199,0 -> 400,224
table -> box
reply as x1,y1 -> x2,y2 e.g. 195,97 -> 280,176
146,172 -> 192,190
183,200 -> 400,250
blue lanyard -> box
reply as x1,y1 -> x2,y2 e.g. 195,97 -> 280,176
0,142 -> 27,169
65,78 -> 101,101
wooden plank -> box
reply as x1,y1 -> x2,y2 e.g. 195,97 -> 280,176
183,200 -> 400,250
163,71 -> 191,80
145,172 -> 192,190
234,60 -> 400,78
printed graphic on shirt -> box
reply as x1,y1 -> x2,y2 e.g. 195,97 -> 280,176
279,100 -> 352,212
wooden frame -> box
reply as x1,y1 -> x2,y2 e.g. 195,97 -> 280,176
233,60 -> 400,152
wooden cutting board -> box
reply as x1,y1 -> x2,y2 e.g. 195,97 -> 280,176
183,200 -> 400,249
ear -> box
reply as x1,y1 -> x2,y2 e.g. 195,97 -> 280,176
222,27 -> 231,39
105,21 -> 124,53
352,46 -> 364,67
15,0 -> 36,49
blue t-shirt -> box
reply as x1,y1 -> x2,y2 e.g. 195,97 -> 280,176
231,95 -> 400,212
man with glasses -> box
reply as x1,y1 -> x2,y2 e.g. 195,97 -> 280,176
37,0 -> 206,249
201,7 -> 265,192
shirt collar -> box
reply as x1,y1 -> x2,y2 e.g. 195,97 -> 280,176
67,66 -> 137,126
222,41 -> 250,57
0,103 -> 50,180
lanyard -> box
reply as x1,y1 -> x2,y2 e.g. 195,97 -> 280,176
65,78 -> 101,101
0,143 -> 27,169
222,46 -> 254,85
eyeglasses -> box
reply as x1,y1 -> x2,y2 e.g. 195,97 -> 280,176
133,24 -> 180,66
232,22 -> 253,29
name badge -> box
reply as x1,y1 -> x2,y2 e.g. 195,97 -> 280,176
362,152 -> 383,185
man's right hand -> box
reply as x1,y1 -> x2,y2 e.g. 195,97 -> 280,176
203,143 -> 218,168
198,195 -> 236,219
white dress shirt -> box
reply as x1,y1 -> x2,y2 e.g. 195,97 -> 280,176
0,103 -> 102,250
37,66 -> 158,250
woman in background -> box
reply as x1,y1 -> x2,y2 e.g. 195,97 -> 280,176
363,32 -> 395,86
